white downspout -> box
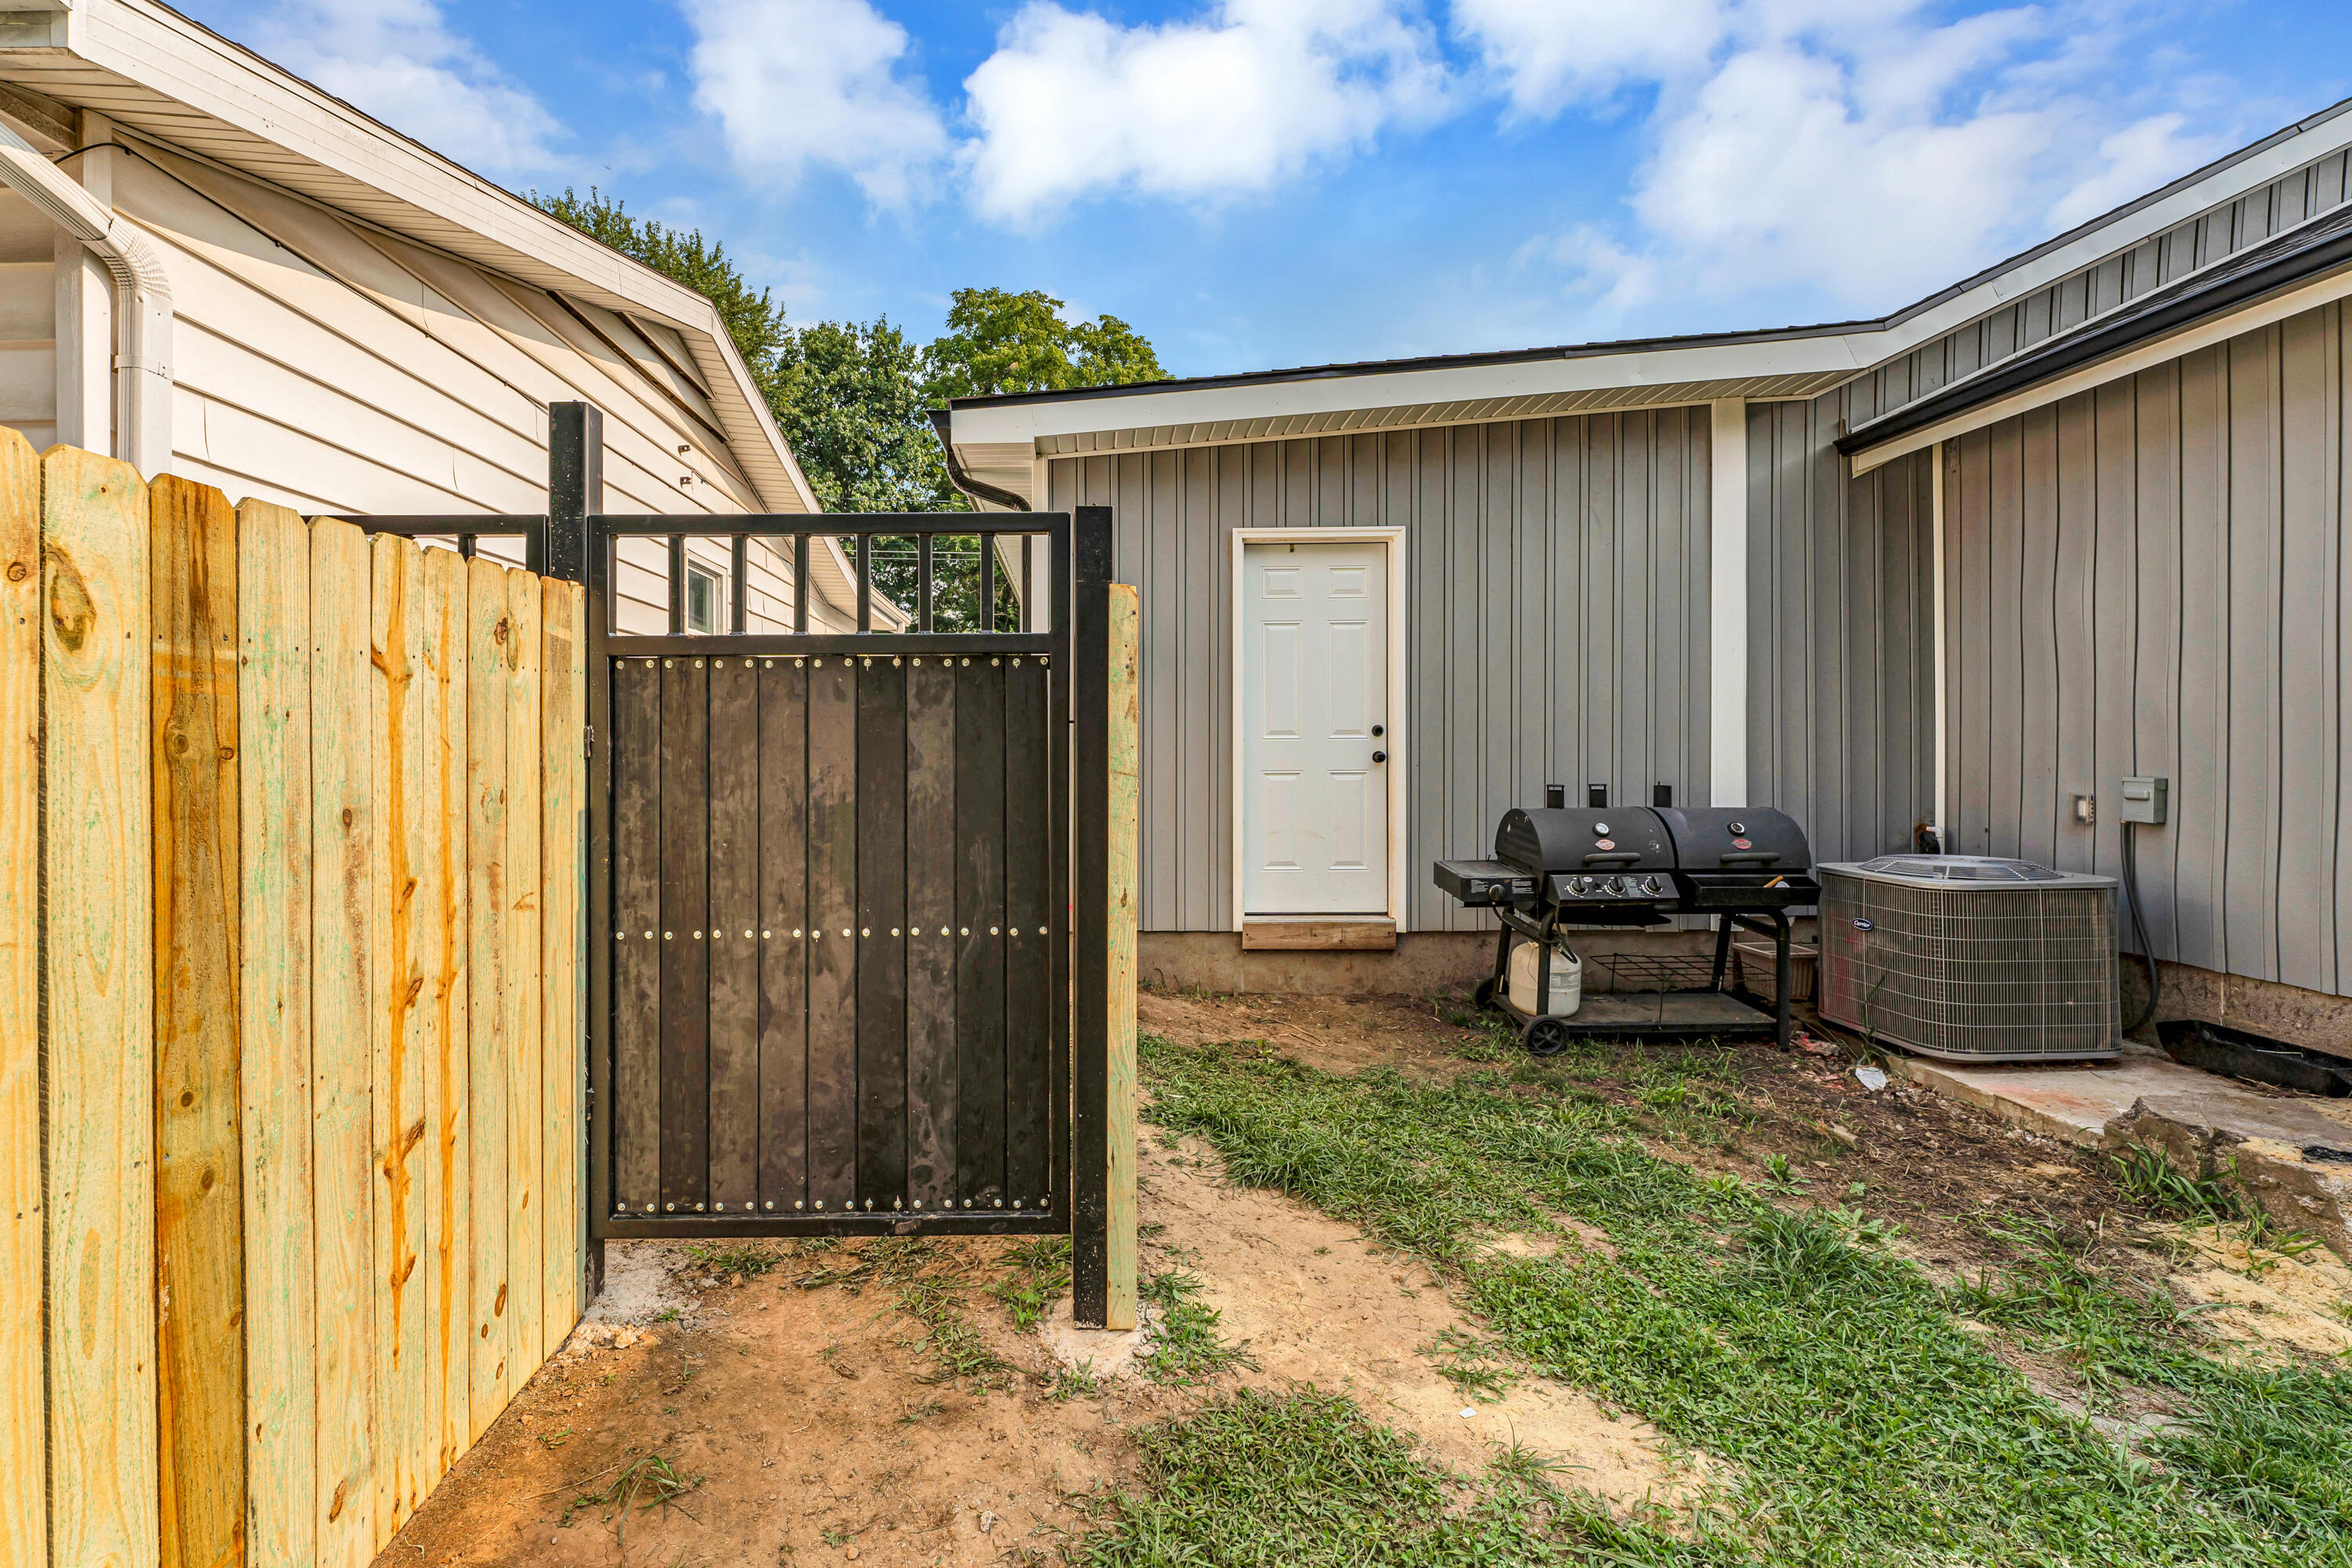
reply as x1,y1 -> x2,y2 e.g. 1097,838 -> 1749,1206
0,122 -> 171,476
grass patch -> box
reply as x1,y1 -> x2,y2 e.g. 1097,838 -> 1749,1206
560,1452 -> 703,1552
1072,1387 -> 1704,1566
1129,1033 -> 2352,1566
992,1236 -> 1073,1328
681,1240 -> 782,1281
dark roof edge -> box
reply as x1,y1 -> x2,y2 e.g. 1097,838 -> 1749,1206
1837,219 -> 2352,456
952,96 -> 2352,420
946,317 -> 1877,412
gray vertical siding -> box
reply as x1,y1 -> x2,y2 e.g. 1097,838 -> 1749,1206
1048,410 -> 1713,932
1942,298 -> 2352,995
1747,394 -> 1940,866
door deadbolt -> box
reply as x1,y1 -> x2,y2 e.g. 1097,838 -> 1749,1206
1371,724 -> 1385,737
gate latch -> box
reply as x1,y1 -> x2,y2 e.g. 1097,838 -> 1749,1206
584,724 -> 595,760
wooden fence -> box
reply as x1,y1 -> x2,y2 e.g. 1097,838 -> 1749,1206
1,430 -> 590,1568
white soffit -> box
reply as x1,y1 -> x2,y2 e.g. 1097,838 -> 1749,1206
0,0 -> 818,512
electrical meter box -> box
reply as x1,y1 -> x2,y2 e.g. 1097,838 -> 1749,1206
2118,775 -> 2169,825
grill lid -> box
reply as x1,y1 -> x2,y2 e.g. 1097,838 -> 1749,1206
1494,807 -> 1673,873
1653,807 -> 1810,872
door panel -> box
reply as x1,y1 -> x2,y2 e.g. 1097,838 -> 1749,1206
1241,539 -> 1390,914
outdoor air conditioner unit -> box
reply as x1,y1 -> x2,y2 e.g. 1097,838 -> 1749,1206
1817,856 -> 2121,1062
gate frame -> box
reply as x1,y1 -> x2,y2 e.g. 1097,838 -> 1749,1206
347,401 -> 1116,1312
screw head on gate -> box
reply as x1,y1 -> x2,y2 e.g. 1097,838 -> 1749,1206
810,928 -> 819,939
694,658 -> 703,668
893,1196 -> 903,1210
963,1199 -> 973,1209
796,657 -> 805,667
764,1200 -> 775,1210
913,1199 -> 924,1209
693,930 -> 702,940
744,930 -> 753,938
960,927 -> 969,936
891,656 -> 901,667
713,1202 -> 724,1211
960,658 -> 970,666
813,657 -> 822,667
695,1202 -> 706,1212
615,931 -> 625,941
990,926 -> 1000,936
891,927 -> 900,938
991,656 -> 1000,666
764,659 -> 774,668
763,929 -> 772,939
863,1199 -> 873,1211
1013,1198 -> 1023,1209
665,1202 -> 676,1211
1012,656 -> 1022,667
862,657 -> 871,668
815,1200 -> 824,1210
664,659 -> 673,667
794,928 -> 804,938
644,931 -> 654,939
993,1198 -> 1004,1208
842,927 -> 852,938
861,927 -> 870,938
795,1200 -> 805,1210
615,1200 -> 628,1210
664,931 -> 673,940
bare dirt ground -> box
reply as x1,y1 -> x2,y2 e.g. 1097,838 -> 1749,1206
382,987 -> 2352,1567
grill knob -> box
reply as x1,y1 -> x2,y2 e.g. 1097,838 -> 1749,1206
1599,877 -> 1622,896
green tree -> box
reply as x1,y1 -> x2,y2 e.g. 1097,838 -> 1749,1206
921,286 -> 1167,402
770,317 -> 955,513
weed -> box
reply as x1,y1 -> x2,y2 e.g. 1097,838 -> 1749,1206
538,1426 -> 572,1450
683,1240 -> 781,1282
561,1453 -> 703,1558
1049,1363 -> 1102,1402
2111,1142 -> 2242,1222
993,1236 -> 1073,1328
898,1397 -> 946,1425
1422,1327 -> 1520,1400
1137,1270 -> 1253,1385
653,1307 -> 681,1323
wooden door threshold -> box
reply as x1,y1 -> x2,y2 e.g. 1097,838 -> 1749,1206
1241,915 -> 1398,952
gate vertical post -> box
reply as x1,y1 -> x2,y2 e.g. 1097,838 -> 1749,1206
545,401 -> 602,588
1071,508 -> 1113,1327
546,401 -> 608,1301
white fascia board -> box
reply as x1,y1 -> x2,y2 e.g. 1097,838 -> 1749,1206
51,0 -> 811,510
954,109 -> 2352,457
951,334 -> 1865,448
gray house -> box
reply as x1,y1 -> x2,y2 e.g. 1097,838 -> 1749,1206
942,98 -> 2352,1052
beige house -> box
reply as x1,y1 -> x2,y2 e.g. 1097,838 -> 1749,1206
0,0 -> 888,633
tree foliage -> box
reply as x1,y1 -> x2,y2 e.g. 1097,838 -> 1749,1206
531,191 -> 1167,627
921,286 -> 1167,402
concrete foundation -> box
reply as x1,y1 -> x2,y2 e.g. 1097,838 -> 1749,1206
2125,957 -> 2352,1062
1137,927 -> 1730,996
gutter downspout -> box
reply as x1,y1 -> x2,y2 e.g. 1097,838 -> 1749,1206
0,123 -> 171,476
927,408 -> 1031,512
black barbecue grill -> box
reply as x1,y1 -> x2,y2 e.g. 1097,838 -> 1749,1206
1436,788 -> 1819,1054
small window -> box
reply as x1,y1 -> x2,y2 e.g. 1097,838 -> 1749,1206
685,561 -> 723,633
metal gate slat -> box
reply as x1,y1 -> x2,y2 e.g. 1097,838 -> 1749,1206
757,658 -> 809,1213
611,657 -> 662,1214
1004,655 -> 1051,1209
955,654 -> 1007,1207
659,654 -> 711,1213
706,656 -> 761,1212
805,657 -> 859,1210
856,656 -> 910,1208
904,656 -> 957,1211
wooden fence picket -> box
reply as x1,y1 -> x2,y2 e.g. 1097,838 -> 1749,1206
0,427 -> 42,1568
42,445 -> 161,1568
151,474 -> 248,1568
310,515 -> 376,1568
422,543 -> 471,1480
371,532 -> 433,1540
542,579 -> 586,1334
465,554 -> 512,1436
238,495 -> 319,1568
507,566 -> 545,1377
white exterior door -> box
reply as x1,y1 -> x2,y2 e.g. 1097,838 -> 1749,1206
1240,539 -> 1390,915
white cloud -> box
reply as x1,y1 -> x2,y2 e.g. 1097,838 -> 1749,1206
247,0 -> 565,176
960,0 -> 1450,223
681,0 -> 949,206
1450,0 -> 1727,116
1490,1 -> 2228,318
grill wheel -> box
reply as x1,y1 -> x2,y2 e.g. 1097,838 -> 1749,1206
1522,1017 -> 1572,1058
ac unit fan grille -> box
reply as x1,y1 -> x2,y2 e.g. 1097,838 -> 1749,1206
1817,870 -> 2120,1061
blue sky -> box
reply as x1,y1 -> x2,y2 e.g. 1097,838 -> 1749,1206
180,1 -> 2352,379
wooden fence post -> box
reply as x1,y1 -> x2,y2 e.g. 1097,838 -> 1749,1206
0,427 -> 42,1568
542,579 -> 586,1337
465,554 -> 512,1437
506,567 -> 544,1382
43,444 -> 160,1568
238,495 -> 318,1568
151,474 -> 247,1568
1106,583 -> 1139,1332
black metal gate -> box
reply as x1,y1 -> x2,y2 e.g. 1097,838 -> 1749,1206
592,511 -> 1080,1238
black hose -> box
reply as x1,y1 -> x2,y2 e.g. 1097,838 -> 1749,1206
2121,825 -> 2161,1034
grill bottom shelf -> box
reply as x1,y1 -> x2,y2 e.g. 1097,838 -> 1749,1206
1492,989 -> 1779,1040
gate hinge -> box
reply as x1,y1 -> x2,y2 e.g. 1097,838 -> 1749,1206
584,724 -> 595,759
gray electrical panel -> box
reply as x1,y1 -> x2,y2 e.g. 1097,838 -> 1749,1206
2118,775 -> 2169,825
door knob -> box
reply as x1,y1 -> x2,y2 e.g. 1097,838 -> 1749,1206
1372,750 -> 1388,764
